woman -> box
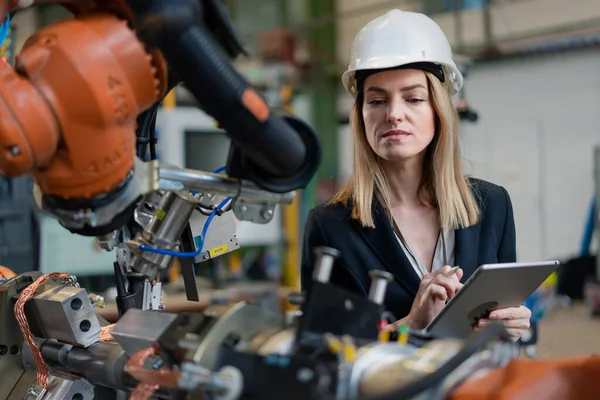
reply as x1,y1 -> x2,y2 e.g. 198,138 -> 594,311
300,9 -> 530,342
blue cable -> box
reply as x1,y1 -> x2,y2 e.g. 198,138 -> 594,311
191,166 -> 226,196
138,164 -> 230,258
580,196 -> 596,256
138,196 -> 232,257
0,14 -> 11,49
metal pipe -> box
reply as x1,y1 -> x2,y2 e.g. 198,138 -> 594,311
131,191 -> 197,278
312,246 -> 340,283
158,165 -> 294,204
368,270 -> 393,305
483,0 -> 492,50
454,0 -> 463,49
23,339 -> 131,391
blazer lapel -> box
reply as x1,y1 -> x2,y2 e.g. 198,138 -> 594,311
352,199 -> 421,297
454,224 -> 481,279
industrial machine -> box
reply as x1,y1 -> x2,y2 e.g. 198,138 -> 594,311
0,1 -> 599,399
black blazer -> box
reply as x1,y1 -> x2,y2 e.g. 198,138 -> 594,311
300,178 -> 517,321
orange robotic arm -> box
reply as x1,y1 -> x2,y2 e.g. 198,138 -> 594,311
0,0 -> 320,238
0,0 -> 167,200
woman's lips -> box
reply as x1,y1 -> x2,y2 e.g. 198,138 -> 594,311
382,129 -> 411,140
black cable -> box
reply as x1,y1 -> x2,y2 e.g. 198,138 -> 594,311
137,79 -> 179,161
362,323 -> 509,400
149,108 -> 158,160
135,103 -> 160,160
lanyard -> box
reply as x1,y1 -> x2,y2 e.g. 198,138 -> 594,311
389,212 -> 447,279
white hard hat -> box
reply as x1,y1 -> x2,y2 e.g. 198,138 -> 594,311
342,9 -> 463,97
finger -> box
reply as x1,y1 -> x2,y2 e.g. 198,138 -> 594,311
456,267 -> 464,281
504,328 -> 527,343
431,275 -> 462,298
489,306 -> 531,320
426,284 -> 448,303
433,265 -> 453,277
454,282 -> 464,295
479,318 -> 529,330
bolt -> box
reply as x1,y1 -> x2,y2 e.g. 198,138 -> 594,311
296,368 -> 314,383
368,270 -> 394,304
262,209 -> 274,219
312,246 -> 340,283
344,299 -> 353,311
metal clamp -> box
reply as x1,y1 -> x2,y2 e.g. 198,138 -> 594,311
142,281 -> 165,311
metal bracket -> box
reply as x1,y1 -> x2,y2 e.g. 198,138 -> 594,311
116,244 -> 133,276
232,199 -> 276,224
142,282 -> 164,311
188,204 -> 240,264
23,384 -> 46,400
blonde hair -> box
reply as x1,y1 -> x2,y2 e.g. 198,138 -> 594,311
330,72 -> 479,229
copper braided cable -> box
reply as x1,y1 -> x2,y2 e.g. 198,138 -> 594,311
126,344 -> 183,399
13,272 -> 72,388
0,265 -> 16,280
14,273 -> 174,398
99,324 -> 115,341
130,382 -> 160,400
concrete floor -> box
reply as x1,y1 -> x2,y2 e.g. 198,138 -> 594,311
536,301 -> 600,359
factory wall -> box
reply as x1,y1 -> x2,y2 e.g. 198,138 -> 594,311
460,47 -> 600,263
335,0 -> 600,65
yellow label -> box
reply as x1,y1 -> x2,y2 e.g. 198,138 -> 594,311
155,208 -> 166,221
209,244 -> 229,258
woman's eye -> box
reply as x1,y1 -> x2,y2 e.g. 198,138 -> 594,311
367,99 -> 385,105
407,98 -> 425,104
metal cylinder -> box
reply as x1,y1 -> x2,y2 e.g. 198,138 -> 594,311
132,191 -> 197,279
287,292 -> 304,306
368,270 -> 393,304
23,339 -> 130,391
312,246 -> 340,283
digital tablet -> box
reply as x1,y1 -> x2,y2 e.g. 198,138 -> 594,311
425,260 -> 560,339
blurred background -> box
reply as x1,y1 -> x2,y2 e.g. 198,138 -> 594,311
2,0 -> 600,361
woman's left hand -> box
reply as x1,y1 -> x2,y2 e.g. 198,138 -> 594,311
475,305 -> 531,342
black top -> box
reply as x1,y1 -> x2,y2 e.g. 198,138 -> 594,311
300,178 -> 516,321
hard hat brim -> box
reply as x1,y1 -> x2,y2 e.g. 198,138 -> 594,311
342,60 -> 463,98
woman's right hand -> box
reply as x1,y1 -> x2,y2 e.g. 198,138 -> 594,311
406,265 -> 464,329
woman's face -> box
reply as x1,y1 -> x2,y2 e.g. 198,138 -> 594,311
362,69 -> 436,162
